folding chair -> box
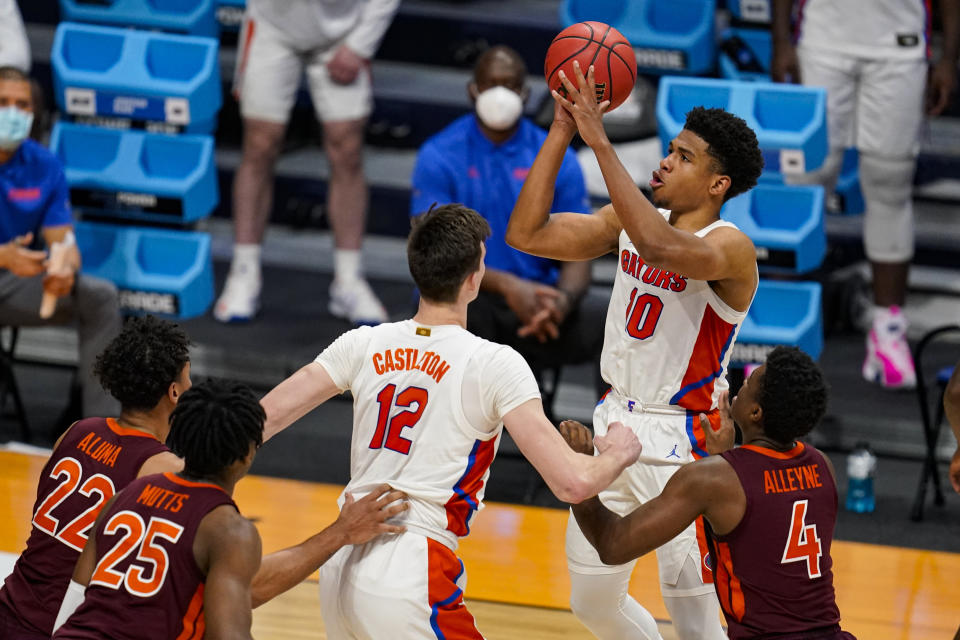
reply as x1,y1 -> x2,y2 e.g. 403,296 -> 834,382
911,324 -> 960,521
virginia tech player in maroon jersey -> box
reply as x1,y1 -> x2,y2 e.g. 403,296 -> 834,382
0,317 -> 191,640
565,346 -> 856,639
53,379 -> 407,640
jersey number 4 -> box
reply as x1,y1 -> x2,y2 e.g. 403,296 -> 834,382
781,499 -> 823,579
32,456 -> 116,552
625,289 -> 664,340
369,384 -> 429,454
90,511 -> 184,598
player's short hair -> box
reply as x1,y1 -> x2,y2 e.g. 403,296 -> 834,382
93,316 -> 191,412
167,379 -> 264,479
757,346 -> 828,443
683,106 -> 764,202
408,203 -> 491,303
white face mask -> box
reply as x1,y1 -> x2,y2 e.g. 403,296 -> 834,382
0,106 -> 33,151
474,86 -> 523,131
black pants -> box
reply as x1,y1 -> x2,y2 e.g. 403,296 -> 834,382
467,290 -> 607,399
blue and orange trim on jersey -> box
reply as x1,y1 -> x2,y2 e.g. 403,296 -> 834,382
670,305 -> 736,411
445,438 -> 497,537
427,539 -> 482,639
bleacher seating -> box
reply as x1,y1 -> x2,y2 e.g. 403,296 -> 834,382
560,0 -> 717,76
59,0 -> 219,38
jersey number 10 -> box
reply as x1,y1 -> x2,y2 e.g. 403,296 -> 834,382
369,384 -> 429,455
625,289 -> 664,340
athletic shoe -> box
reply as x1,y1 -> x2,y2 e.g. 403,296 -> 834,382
862,308 -> 916,389
329,278 -> 388,326
213,271 -> 261,323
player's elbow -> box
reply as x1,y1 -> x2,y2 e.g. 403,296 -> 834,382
554,476 -> 595,504
504,224 -> 528,252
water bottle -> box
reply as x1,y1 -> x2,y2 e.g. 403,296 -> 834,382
845,442 -> 877,513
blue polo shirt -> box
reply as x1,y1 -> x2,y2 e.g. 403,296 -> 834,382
411,115 -> 589,286
0,139 -> 73,244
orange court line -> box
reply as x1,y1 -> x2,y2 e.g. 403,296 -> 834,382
1,450 -> 956,639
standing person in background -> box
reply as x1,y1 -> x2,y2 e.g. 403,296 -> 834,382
0,316 -> 190,640
507,63 -> 764,640
217,0 -> 401,325
772,0 -> 960,390
411,45 -> 605,397
0,0 -> 30,73
946,363 -> 960,494
0,66 -> 121,418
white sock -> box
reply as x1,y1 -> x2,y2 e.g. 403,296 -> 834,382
230,243 -> 261,282
334,249 -> 362,284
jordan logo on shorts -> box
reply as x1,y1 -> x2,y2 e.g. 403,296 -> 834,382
666,444 -> 680,459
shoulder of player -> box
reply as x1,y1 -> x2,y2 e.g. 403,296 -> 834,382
137,451 -> 184,478
671,454 -> 740,498
808,445 -> 838,485
198,506 -> 261,567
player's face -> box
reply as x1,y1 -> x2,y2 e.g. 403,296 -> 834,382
650,129 -> 721,211
731,364 -> 764,431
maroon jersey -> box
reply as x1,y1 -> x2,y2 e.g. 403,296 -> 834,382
0,418 -> 168,636
54,473 -> 237,640
705,443 -> 850,639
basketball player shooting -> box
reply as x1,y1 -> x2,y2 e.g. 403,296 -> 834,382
506,60 -> 765,639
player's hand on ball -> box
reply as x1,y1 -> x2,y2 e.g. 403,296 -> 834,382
595,421 -> 641,463
551,60 -> 610,149
559,420 -> 594,455
336,484 -> 408,545
702,390 -> 736,455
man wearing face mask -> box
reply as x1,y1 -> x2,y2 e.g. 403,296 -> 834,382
411,46 -> 604,397
0,67 -> 121,420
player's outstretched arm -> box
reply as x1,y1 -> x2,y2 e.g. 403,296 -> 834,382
568,438 -> 739,564
250,485 -> 408,608
502,399 -> 641,503
945,363 -> 960,494
199,507 -> 262,640
506,101 -> 621,262
554,63 -> 758,287
261,362 -> 342,442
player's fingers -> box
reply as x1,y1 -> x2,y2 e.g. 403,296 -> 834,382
376,490 -> 407,509
381,502 -> 409,519
543,321 -> 560,340
380,524 -> 406,535
556,71 -> 578,101
343,492 -> 355,506
572,60 -> 588,91
598,99 -> 611,113
698,412 -> 711,432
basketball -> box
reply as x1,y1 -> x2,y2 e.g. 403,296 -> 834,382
544,21 -> 637,112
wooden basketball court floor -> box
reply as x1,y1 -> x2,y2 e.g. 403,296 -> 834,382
1,448 -> 957,639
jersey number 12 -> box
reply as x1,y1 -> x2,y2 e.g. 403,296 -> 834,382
369,384 -> 429,455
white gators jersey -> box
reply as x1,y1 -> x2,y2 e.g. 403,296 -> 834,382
797,0 -> 930,60
600,216 -> 754,412
316,320 -> 540,550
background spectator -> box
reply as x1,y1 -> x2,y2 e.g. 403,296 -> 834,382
0,67 -> 121,418
411,45 -> 605,398
216,0 -> 401,326
772,0 -> 960,390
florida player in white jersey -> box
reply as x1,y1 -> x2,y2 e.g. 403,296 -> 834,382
507,63 -> 764,639
259,204 -> 642,639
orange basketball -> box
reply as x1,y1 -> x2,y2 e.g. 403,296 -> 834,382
544,21 -> 637,112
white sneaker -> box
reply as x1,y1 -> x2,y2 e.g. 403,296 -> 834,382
862,306 -> 916,389
213,271 -> 261,323
329,278 -> 388,326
